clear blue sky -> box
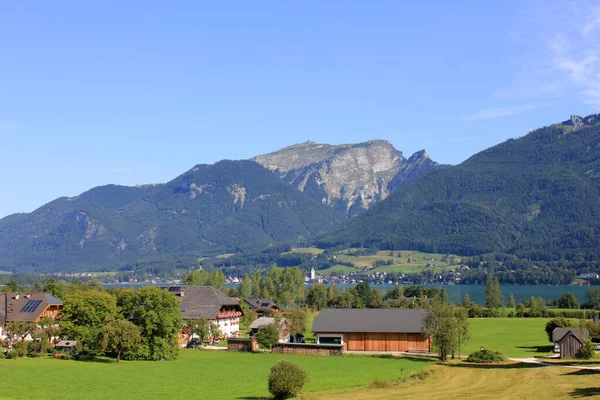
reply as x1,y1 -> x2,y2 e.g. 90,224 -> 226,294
1,0 -> 599,218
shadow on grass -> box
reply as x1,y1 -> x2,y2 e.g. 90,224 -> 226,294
370,355 -> 435,363
236,397 -> 270,400
563,369 -> 600,376
451,362 -> 546,370
516,345 -> 554,353
569,387 -> 600,398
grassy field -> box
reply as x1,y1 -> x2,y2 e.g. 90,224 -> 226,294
318,264 -> 358,276
464,318 -> 554,358
0,351 -> 433,400
283,247 -> 324,255
335,249 -> 461,273
308,361 -> 600,399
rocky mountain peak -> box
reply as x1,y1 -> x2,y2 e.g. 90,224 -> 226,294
252,140 -> 439,217
559,113 -> 600,128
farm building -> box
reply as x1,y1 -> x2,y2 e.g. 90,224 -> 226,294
552,328 -> 590,359
243,298 -> 280,316
249,317 -> 290,343
312,308 -> 431,352
0,292 -> 63,325
167,286 -> 243,343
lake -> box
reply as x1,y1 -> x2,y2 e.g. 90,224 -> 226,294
107,282 -> 595,306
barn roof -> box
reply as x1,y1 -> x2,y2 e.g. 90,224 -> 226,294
553,328 -> 589,343
312,308 -> 427,334
169,286 -> 241,320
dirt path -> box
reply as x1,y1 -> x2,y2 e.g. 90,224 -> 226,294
509,357 -> 600,370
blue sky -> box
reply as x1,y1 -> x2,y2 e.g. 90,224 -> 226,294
1,0 -> 600,218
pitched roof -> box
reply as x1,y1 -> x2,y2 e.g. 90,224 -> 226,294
169,286 -> 240,320
553,327 -> 590,343
249,317 -> 288,330
244,298 -> 278,312
312,308 -> 427,334
1,292 -> 63,323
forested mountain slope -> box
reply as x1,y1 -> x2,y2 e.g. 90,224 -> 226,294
0,161 -> 345,273
318,115 -> 600,261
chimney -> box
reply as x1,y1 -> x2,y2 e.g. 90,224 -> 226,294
25,293 -> 31,299
14,293 -> 19,300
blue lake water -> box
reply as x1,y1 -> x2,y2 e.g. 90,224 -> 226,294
107,282 -> 595,306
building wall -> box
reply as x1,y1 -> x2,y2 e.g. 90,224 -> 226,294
559,337 -> 582,359
216,317 -> 240,337
317,332 -> 430,352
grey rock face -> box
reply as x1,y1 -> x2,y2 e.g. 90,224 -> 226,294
252,140 -> 439,217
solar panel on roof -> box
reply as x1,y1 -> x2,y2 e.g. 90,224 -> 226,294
19,299 -> 42,313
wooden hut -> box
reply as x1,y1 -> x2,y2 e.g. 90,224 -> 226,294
553,328 -> 590,359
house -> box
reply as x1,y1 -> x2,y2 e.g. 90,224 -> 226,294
312,308 -> 431,352
0,292 -> 63,325
249,317 -> 290,343
244,298 -> 280,316
553,328 -> 590,359
167,286 -> 243,343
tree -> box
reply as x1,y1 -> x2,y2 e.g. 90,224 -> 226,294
557,292 -> 580,309
545,317 -> 574,342
187,317 -> 211,345
327,284 -> 340,307
268,360 -> 308,399
585,287 -> 600,310
306,284 -> 328,311
368,289 -> 384,308
422,296 -> 468,362
462,293 -> 471,307
454,307 -> 470,359
59,290 -> 118,359
577,340 -> 595,359
355,282 -> 372,307
238,273 -> 252,299
118,287 -> 183,360
100,317 -> 141,362
251,271 -> 263,298
288,308 -> 307,338
3,279 -> 19,292
507,293 -> 516,309
183,269 -> 208,285
484,273 -> 504,317
207,270 -> 226,290
256,323 -> 280,351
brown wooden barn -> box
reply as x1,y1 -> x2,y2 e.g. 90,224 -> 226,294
312,308 -> 431,352
553,328 -> 590,359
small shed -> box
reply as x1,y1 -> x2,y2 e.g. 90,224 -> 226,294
553,328 -> 589,359
249,317 -> 290,343
55,340 -> 78,357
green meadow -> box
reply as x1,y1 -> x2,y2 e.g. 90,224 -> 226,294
0,351 -> 433,400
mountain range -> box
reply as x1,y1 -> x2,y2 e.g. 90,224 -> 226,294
1,113 -> 600,273
318,114 -> 600,261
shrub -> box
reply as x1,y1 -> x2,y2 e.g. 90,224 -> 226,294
577,340 -> 596,360
368,379 -> 392,389
466,349 -> 506,363
268,360 -> 308,399
410,370 -> 434,380
7,349 -> 19,359
14,341 -> 28,357
545,317 -> 573,342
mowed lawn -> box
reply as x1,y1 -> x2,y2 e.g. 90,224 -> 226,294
0,350 -> 434,400
464,318 -> 554,357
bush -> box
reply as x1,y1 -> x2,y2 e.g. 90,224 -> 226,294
6,349 -> 19,359
577,340 -> 596,360
14,341 -> 28,357
545,317 -> 573,342
466,349 -> 506,363
368,379 -> 392,389
268,360 -> 308,399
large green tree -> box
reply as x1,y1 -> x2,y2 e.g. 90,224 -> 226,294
306,284 -> 328,311
556,292 -> 580,309
99,317 -> 142,362
118,287 -> 182,360
59,290 -> 119,359
585,287 -> 600,310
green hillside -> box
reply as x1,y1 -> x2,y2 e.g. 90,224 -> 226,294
0,160 -> 345,273
318,114 -> 600,261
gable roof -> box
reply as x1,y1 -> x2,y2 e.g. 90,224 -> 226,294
249,317 -> 288,330
553,327 -> 590,343
1,292 -> 63,323
169,286 -> 241,320
312,308 -> 427,334
244,298 -> 279,312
